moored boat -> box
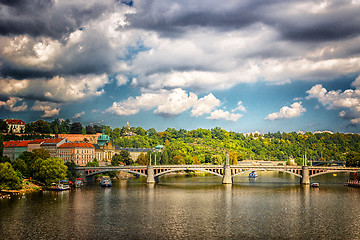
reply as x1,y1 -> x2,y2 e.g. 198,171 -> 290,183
74,178 -> 84,188
311,183 -> 319,187
99,176 -> 112,187
49,180 -> 71,191
249,171 -> 258,178
346,171 -> 360,188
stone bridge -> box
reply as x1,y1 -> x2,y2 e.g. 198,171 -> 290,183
75,164 -> 360,185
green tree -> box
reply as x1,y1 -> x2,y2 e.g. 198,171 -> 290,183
0,162 -> 23,190
86,159 -> 100,167
11,158 -> 28,177
346,151 -> 360,167
111,154 -> 123,166
0,119 -> 8,133
0,132 -> 4,156
137,153 -> 148,165
70,122 -> 83,134
211,155 -> 223,165
120,150 -> 133,165
32,157 -> 67,186
65,161 -> 77,181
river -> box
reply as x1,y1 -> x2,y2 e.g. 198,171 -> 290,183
1,172 -> 360,239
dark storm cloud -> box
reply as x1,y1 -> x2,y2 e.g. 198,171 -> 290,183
0,0 -> 109,39
127,0 -> 360,42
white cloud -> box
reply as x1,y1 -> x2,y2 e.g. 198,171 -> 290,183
0,97 -> 28,112
265,102 -> 306,120
0,74 -> 109,102
31,101 -> 60,118
306,77 -> 360,125
191,93 -> 220,117
72,111 -> 85,120
207,109 -> 243,122
232,101 -> 246,112
106,88 -> 198,117
115,75 -> 128,86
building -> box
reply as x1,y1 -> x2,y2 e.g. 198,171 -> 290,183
3,140 -> 31,161
41,138 -> 67,157
57,143 -> 95,166
5,119 -> 25,133
55,133 -> 101,144
27,139 -> 46,152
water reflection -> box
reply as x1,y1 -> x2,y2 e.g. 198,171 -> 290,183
1,172 -> 360,239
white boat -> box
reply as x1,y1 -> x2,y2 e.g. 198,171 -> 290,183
249,171 -> 258,178
311,183 -> 320,187
74,178 -> 84,188
100,176 -> 112,187
49,180 -> 71,191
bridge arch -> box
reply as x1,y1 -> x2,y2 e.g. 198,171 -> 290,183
84,169 -> 147,177
310,170 -> 352,178
232,169 -> 302,178
154,168 -> 223,178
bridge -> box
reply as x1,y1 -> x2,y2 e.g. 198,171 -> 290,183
75,164 -> 360,185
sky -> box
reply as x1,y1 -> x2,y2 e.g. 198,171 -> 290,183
0,0 -> 360,133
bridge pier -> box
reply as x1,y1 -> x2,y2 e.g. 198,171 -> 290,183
222,165 -> 232,184
147,165 -> 155,184
301,166 -> 310,185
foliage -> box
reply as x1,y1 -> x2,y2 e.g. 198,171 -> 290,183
111,154 -> 123,166
0,119 -> 8,133
32,157 -> 67,186
86,159 -> 100,167
65,161 -> 77,181
136,153 -> 148,165
346,151 -> 360,167
0,162 -> 23,190
11,158 -> 28,177
70,122 -> 83,134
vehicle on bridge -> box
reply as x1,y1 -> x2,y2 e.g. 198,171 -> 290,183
100,176 -> 112,187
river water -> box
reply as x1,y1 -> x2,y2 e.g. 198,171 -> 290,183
1,172 -> 360,240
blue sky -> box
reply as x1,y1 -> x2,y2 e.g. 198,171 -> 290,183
0,0 -> 360,133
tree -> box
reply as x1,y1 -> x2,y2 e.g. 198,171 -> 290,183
93,125 -> 102,133
211,155 -> 223,165
33,148 -> 51,161
0,162 -> 23,190
0,132 -> 4,156
32,157 -> 67,186
86,159 -> 100,167
70,122 -> 83,134
137,153 -> 148,165
11,158 -> 28,177
346,151 -> 360,167
65,161 -> 77,181
111,154 -> 123,166
0,119 -> 8,133
120,150 -> 133,165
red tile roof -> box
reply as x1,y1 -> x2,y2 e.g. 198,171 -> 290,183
5,119 -> 25,125
29,139 -> 46,144
42,138 -> 64,144
58,143 -> 95,148
3,140 -> 31,147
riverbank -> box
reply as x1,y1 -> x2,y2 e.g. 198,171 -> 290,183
0,179 -> 42,196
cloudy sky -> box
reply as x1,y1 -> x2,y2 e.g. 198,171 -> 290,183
1,0 -> 360,133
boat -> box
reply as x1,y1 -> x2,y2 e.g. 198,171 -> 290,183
49,180 -> 71,191
346,171 -> 360,188
99,176 -> 112,187
74,178 -> 84,188
311,183 -> 319,187
249,171 -> 258,178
